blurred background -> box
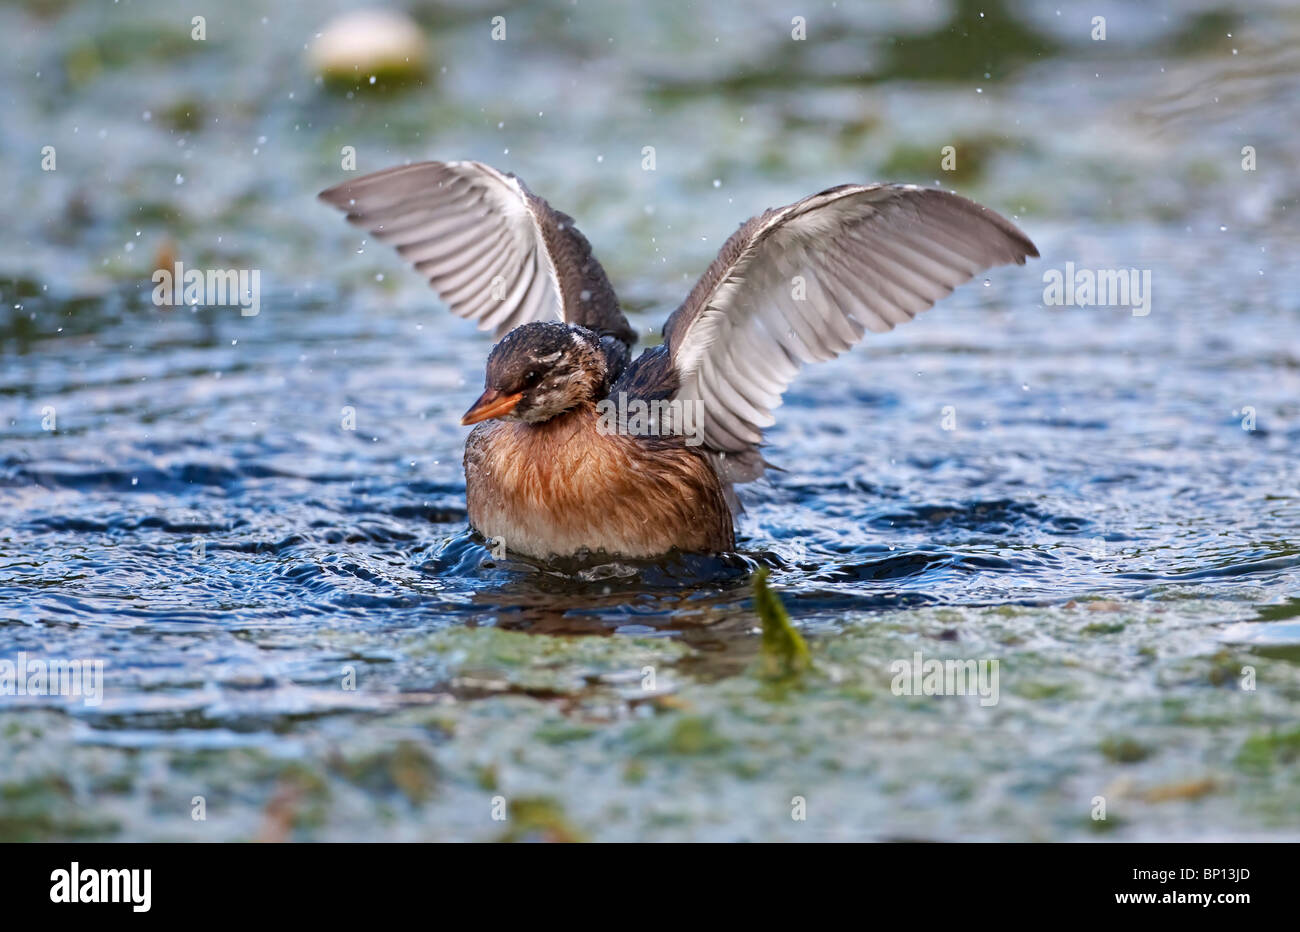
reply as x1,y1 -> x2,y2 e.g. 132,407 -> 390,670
1,0 -> 1298,841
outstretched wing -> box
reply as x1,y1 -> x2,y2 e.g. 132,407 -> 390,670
659,183 -> 1037,459
318,161 -> 635,346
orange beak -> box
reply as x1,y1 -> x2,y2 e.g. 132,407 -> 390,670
460,388 -> 524,426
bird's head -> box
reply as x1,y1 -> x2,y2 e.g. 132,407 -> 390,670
461,322 -> 609,426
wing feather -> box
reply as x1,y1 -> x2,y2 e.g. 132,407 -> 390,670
319,161 -> 634,346
662,184 -> 1038,455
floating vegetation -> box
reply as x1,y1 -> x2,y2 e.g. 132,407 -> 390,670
754,568 -> 812,682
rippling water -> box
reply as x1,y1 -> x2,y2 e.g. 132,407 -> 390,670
1,0 -> 1298,841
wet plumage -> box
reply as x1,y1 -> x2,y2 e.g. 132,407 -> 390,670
320,161 -> 1038,559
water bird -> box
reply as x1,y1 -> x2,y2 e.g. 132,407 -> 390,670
320,162 -> 1037,559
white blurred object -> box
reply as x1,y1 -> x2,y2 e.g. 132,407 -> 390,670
310,9 -> 428,81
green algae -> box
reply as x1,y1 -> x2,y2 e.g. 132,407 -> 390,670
1100,737 -> 1154,765
754,568 -> 811,681
1236,728 -> 1300,774
496,796 -> 585,844
1,596 -> 1298,841
333,741 -> 438,805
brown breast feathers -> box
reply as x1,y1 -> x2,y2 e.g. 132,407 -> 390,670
463,402 -> 735,559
